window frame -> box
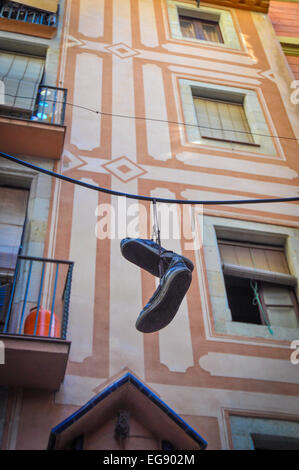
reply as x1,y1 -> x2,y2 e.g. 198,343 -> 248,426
202,215 -> 299,342
179,78 -> 278,157
167,1 -> 242,50
0,166 -> 53,335
229,415 -> 299,450
0,185 -> 29,276
223,274 -> 299,329
178,14 -> 224,44
192,94 -> 258,147
0,50 -> 45,118
0,185 -> 29,332
219,238 -> 299,330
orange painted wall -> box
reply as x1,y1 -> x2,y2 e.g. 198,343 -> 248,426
269,1 -> 299,38
269,1 -> 299,79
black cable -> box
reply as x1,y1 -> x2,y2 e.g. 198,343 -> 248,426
1,151 -> 299,206
1,92 -> 299,142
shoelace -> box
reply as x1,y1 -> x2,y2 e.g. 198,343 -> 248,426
152,199 -> 165,278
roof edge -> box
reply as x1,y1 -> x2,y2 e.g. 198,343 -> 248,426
48,372 -> 207,450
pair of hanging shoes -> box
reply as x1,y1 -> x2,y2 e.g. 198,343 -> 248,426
120,238 -> 194,333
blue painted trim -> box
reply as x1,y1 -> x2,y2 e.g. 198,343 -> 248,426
48,372 -> 207,450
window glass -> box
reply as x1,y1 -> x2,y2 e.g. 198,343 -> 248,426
179,18 -> 196,38
179,15 -> 223,43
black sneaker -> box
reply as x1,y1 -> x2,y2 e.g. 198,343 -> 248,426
135,255 -> 192,333
120,238 -> 194,277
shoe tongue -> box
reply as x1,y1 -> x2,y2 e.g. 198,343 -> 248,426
160,250 -> 174,258
168,254 -> 185,269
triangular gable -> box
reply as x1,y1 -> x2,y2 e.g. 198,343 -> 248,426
48,372 -> 207,450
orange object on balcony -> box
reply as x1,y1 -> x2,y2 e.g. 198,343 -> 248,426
24,306 -> 60,338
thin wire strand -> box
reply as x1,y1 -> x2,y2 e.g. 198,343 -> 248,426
1,92 -> 299,142
0,151 -> 299,206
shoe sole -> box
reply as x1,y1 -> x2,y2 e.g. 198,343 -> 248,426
121,239 -> 194,277
135,267 -> 192,333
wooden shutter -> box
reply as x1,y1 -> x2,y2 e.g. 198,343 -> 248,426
194,97 -> 220,139
18,0 -> 59,13
219,241 -> 290,275
261,284 -> 299,329
193,97 -> 253,144
222,264 -> 297,286
219,240 -> 299,327
0,52 -> 45,113
0,188 -> 29,274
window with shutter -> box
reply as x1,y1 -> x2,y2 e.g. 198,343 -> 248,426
0,186 -> 29,330
0,51 -> 45,116
193,96 -> 254,145
0,187 -> 29,276
179,15 -> 223,43
218,239 -> 299,329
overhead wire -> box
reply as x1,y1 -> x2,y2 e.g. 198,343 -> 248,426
0,151 -> 299,206
1,91 -> 299,142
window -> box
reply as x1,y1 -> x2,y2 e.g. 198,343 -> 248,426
179,79 -> 277,156
0,51 -> 45,118
193,95 -> 255,145
229,416 -> 299,450
203,216 -> 299,340
218,239 -> 299,329
252,433 -> 299,450
167,2 -> 241,50
0,187 -> 29,330
179,15 -> 223,43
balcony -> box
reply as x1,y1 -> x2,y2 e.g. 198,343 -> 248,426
0,1 -> 58,38
0,85 -> 67,160
0,255 -> 73,391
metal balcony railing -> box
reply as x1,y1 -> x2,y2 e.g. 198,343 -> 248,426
0,1 -> 58,27
32,85 -> 67,125
1,256 -> 74,340
0,85 -> 67,125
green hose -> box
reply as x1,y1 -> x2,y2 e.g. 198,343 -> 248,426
250,280 -> 274,336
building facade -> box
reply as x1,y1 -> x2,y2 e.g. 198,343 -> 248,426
269,0 -> 299,81
0,0 -> 299,450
